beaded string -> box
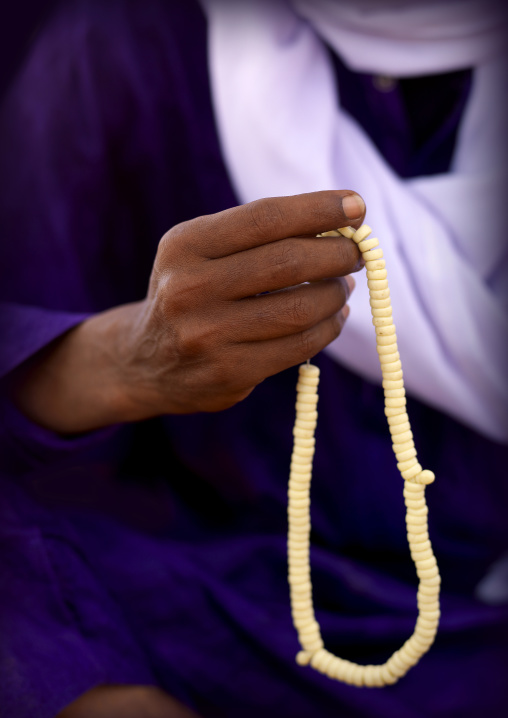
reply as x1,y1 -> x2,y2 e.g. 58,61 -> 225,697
287,224 -> 440,687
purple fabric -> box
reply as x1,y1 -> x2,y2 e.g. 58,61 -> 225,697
1,1 -> 507,717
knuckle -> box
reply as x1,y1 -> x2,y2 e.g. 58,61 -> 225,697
247,198 -> 286,236
297,327 -> 319,359
161,268 -> 214,314
174,318 -> 218,359
270,241 -> 302,285
281,293 -> 314,330
159,221 -> 190,255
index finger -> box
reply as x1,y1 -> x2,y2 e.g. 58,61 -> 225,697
188,190 -> 366,259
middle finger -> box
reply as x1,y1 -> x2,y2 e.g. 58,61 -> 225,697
211,235 -> 363,299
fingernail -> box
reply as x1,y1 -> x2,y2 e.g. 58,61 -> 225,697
353,256 -> 365,272
342,193 -> 365,220
342,304 -> 350,320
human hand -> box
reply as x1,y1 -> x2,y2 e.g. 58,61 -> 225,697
13,190 -> 365,432
121,190 -> 365,415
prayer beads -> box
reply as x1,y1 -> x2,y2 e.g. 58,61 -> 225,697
288,224 -> 440,687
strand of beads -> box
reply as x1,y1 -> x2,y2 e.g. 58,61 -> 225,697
287,224 -> 440,687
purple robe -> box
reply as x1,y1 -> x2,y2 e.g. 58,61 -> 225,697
1,2 -> 507,717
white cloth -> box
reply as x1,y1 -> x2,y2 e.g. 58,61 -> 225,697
201,0 -> 508,443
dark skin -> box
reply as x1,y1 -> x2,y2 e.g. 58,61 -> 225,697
14,189 -> 365,434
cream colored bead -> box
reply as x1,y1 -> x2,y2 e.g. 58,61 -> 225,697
387,413 -> 409,426
288,541 -> 309,554
300,636 -> 324,653
364,247 -> 384,261
382,361 -> 403,374
365,258 -> 386,272
383,658 -> 406,680
297,376 -> 320,387
288,566 -> 310,579
311,649 -> 334,674
369,290 -> 391,302
407,534 -> 430,548
297,393 -> 319,405
385,406 -> 406,418
417,592 -> 438,607
396,447 -> 417,462
338,226 -> 356,239
370,297 -> 391,309
292,598 -> 312,611
378,348 -> 399,361
403,481 -> 425,499
373,317 -> 393,329
288,548 -> 309,560
402,463 -> 423,480
416,469 -> 436,485
350,664 -> 365,687
384,369 -> 403,380
416,616 -> 439,631
288,559 -> 309,571
292,615 -> 314,630
292,457 -> 313,470
401,641 -> 421,662
417,566 -> 439,581
295,650 -> 312,666
386,397 -> 407,408
290,494 -> 311,506
405,493 -> 424,507
407,505 -> 428,516
374,324 -> 397,344
408,522 -> 429,535
363,665 -> 377,687
396,439 -> 415,453
289,474 -> 311,486
289,480 -> 310,493
288,487 -> 309,505
392,432 -> 414,447
367,268 -> 388,280
359,237 -> 379,252
377,340 -> 398,352
289,515 -> 311,527
340,661 -> 356,684
406,513 -> 427,526
371,306 -> 392,317
293,437 -> 315,448
368,279 -> 390,292
397,457 -> 418,473
295,403 -> 318,416
383,380 -> 404,392
379,663 -> 399,685
389,420 -> 411,435
352,225 -> 372,243
298,619 -> 320,636
293,447 -> 315,458
293,426 -> 314,440
417,580 -> 438,595
293,421 -> 316,434
299,364 -> 320,378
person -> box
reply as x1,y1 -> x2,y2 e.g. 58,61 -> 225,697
1,1 -> 507,716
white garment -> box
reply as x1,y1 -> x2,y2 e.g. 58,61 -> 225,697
201,0 -> 508,443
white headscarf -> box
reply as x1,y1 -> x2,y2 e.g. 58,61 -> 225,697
201,0 -> 508,442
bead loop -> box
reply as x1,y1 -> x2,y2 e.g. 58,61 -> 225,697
288,225 -> 439,688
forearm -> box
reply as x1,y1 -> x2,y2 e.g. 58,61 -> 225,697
12,301 -> 157,435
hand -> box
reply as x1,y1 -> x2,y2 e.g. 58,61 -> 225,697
121,190 -> 365,416
14,190 -> 365,432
